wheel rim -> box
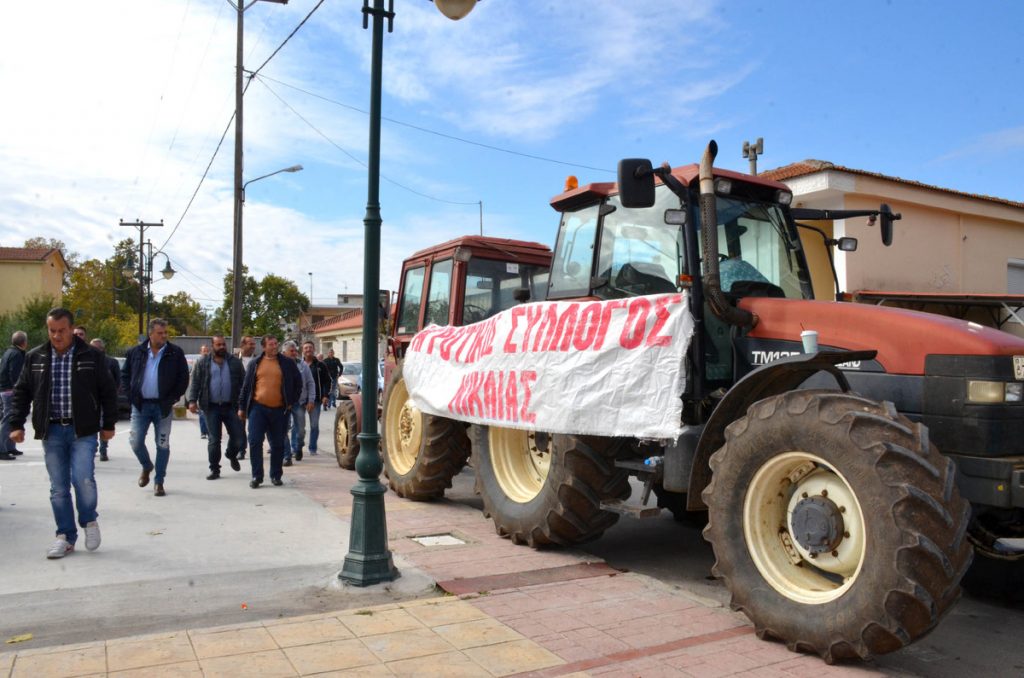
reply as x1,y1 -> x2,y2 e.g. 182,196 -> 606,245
335,408 -> 349,451
489,427 -> 551,503
385,377 -> 422,476
743,451 -> 866,604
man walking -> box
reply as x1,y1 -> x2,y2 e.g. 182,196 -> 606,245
238,335 -> 301,488
236,335 -> 257,459
0,330 -> 29,460
89,338 -> 121,461
301,341 -> 331,455
7,308 -> 117,558
281,340 -> 313,466
323,348 -> 341,410
187,334 -> 245,480
122,318 -> 189,497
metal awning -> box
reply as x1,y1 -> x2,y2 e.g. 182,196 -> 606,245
854,290 -> 1024,328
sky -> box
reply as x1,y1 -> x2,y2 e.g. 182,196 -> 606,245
1,0 -> 1021,313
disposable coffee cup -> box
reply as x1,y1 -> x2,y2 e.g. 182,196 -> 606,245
801,330 -> 818,353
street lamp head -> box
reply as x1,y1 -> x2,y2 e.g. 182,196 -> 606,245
161,259 -> 176,280
433,0 -> 478,20
285,164 -> 303,173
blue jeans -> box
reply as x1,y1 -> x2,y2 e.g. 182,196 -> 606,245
328,382 -> 338,408
306,405 -> 321,452
0,391 -> 15,452
129,403 -> 173,483
247,403 -> 288,482
199,411 -> 209,436
287,403 -> 307,459
43,423 -> 98,545
204,402 -> 244,473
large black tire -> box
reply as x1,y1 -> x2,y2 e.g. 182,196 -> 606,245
381,363 -> 470,500
334,400 -> 359,469
471,426 -> 630,547
702,390 -> 972,663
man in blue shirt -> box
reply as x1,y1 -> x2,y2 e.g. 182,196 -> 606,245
187,334 -> 245,480
121,318 -> 189,497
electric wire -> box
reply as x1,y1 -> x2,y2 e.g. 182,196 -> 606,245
254,72 -> 614,175
248,0 -> 326,81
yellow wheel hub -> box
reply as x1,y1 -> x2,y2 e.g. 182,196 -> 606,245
489,428 -> 551,503
385,378 -> 422,476
743,451 -> 866,604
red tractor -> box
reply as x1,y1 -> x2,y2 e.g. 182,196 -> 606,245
420,142 -> 1022,661
334,236 -> 551,492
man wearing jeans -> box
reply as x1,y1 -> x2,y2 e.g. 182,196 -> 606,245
7,308 -> 118,559
281,341 -> 313,466
238,335 -> 301,488
187,335 -> 245,480
301,341 -> 331,455
121,318 -> 189,497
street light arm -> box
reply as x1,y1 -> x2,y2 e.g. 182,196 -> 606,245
242,164 -> 303,190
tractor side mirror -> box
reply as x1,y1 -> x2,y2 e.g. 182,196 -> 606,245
617,158 -> 655,208
879,203 -> 899,246
837,237 -> 858,252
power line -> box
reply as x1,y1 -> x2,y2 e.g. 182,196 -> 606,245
249,0 -> 326,80
254,72 -> 614,175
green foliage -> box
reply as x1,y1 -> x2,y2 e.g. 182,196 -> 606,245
221,267 -> 309,338
0,294 -> 58,350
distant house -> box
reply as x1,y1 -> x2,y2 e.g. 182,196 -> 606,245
763,161 -> 1024,337
311,308 -> 364,361
0,247 -> 69,315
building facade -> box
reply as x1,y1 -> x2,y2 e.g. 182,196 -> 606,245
0,247 -> 68,315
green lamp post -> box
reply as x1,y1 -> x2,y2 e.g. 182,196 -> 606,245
341,0 -> 478,586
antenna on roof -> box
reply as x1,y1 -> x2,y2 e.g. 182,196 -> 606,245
742,137 -> 764,175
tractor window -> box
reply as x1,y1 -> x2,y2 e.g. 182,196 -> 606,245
548,204 -> 599,299
423,258 -> 453,327
463,258 -> 551,323
594,192 -> 683,300
708,197 -> 804,299
396,265 -> 425,334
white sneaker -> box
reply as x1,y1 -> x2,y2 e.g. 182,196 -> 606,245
85,521 -> 101,551
47,535 -> 74,559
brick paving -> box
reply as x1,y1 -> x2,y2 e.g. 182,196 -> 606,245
1,448 -> 889,676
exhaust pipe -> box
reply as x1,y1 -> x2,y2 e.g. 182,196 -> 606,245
699,141 -> 757,329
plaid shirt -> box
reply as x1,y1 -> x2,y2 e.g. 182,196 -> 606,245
50,345 -> 74,419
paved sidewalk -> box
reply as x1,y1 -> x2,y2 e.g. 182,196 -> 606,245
1,436 -> 886,677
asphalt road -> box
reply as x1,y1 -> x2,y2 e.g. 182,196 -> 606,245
442,470 -> 1024,678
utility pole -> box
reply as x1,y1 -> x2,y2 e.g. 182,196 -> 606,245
742,137 -> 764,175
119,219 -> 163,338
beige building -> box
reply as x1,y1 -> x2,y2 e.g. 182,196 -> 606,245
0,247 -> 68,315
763,161 -> 1024,337
312,308 -> 364,362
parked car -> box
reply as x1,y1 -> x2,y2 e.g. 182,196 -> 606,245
114,357 -> 131,419
337,360 -> 384,398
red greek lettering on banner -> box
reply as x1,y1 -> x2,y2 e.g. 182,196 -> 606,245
519,370 -> 537,423
503,307 -> 526,353
619,297 -> 651,349
593,299 -> 627,350
647,294 -> 683,347
572,302 -> 602,351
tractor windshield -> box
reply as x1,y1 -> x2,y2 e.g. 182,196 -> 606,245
462,257 -> 550,323
704,195 -> 805,299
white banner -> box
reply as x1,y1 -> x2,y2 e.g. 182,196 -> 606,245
403,293 -> 694,439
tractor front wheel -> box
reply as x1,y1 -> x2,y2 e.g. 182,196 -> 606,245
381,363 -> 469,500
702,390 -> 971,662
471,426 -> 630,547
334,400 -> 359,469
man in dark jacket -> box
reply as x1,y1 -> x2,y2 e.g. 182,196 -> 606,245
121,318 -> 190,497
0,330 -> 29,459
8,308 -> 117,558
237,334 -> 301,488
322,348 -> 341,410
187,334 -> 245,480
90,337 -> 120,461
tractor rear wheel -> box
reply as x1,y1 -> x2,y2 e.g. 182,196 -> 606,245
381,363 -> 469,500
702,390 -> 971,662
334,400 -> 359,469
471,426 -> 630,547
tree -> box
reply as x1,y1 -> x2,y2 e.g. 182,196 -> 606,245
158,291 -> 206,335
0,294 -> 59,350
219,267 -> 309,339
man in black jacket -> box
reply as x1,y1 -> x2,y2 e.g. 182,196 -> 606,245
121,318 -> 190,497
8,308 -> 117,558
89,337 -> 120,462
187,334 -> 245,480
0,330 -> 28,459
237,334 -> 302,488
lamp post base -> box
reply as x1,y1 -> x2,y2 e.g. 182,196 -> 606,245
340,477 -> 398,586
